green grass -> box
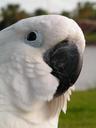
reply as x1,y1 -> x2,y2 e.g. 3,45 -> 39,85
59,89 -> 96,128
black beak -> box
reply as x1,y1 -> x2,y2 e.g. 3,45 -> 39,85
43,40 -> 83,97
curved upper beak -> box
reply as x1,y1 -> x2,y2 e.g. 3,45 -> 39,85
43,40 -> 83,97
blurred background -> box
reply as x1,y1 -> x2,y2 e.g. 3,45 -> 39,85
0,0 -> 96,128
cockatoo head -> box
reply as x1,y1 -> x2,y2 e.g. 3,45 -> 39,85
0,15 -> 85,113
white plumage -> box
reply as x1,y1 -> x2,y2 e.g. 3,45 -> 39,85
0,15 -> 85,128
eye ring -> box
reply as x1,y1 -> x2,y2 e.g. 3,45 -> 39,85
25,31 -> 43,47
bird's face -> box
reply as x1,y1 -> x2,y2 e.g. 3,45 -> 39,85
0,15 -> 85,103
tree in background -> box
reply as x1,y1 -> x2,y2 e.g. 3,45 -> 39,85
61,11 -> 70,18
74,2 -> 96,20
0,4 -> 30,30
33,8 -> 48,16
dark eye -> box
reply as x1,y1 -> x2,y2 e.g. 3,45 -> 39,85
27,32 -> 37,41
25,31 -> 43,47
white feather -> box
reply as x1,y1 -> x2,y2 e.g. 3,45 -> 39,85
47,85 -> 75,117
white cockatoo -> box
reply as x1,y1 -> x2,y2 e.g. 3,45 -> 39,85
0,15 -> 85,128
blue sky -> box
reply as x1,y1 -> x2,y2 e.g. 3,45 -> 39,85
0,0 -> 96,13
